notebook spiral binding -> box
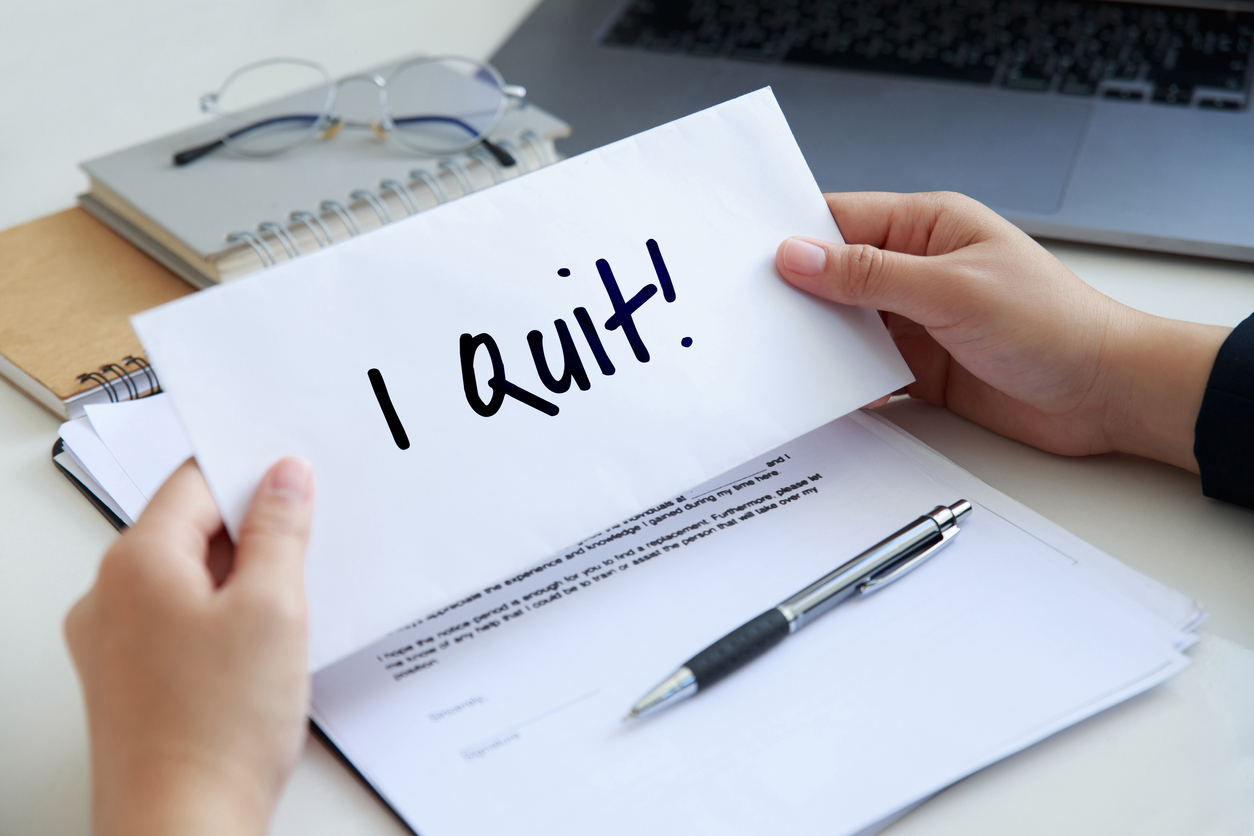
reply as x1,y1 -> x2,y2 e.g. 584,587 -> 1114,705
222,130 -> 556,274
68,356 -> 162,416
221,129 -> 559,274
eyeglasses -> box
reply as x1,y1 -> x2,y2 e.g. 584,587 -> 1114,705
173,56 -> 526,168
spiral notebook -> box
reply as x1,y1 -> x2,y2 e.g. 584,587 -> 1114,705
78,64 -> 569,288
0,208 -> 187,418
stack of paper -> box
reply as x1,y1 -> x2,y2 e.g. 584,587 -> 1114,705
55,393 -> 192,527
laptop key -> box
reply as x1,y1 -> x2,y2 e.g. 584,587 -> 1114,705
1004,73 -> 1052,90
1060,79 -> 1097,95
1152,83 -> 1193,104
1004,54 -> 1057,90
1198,96 -> 1243,109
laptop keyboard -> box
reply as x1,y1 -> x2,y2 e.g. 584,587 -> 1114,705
603,0 -> 1253,109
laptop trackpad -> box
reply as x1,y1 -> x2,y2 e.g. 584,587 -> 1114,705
792,86 -> 1091,215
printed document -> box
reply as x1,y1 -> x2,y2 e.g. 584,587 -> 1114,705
310,412 -> 1196,836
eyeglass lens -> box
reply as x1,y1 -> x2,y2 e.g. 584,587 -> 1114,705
386,57 -> 505,155
216,61 -> 333,156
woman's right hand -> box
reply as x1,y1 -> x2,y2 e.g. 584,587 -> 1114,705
66,458 -> 315,836
775,191 -> 1229,472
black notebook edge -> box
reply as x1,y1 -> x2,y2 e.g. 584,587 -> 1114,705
307,718 -> 420,836
52,438 -> 128,532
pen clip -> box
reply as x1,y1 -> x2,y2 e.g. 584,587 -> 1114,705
857,524 -> 959,596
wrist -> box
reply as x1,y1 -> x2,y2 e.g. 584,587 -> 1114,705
96,754 -> 275,836
1100,308 -> 1229,473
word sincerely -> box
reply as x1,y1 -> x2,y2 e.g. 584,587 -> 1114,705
369,239 -> 684,448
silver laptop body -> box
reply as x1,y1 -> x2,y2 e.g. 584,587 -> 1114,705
493,0 -> 1254,262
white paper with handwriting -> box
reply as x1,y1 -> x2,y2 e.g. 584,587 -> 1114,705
133,89 -> 913,669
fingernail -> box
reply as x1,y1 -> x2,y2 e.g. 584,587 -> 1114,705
782,238 -> 828,277
268,457 -> 313,503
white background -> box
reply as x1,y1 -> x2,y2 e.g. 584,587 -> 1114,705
2,1 -> 1254,834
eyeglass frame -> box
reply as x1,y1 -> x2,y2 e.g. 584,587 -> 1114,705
173,56 -> 526,168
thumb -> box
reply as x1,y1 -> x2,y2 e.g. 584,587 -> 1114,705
776,236 -> 960,326
232,457 -> 315,593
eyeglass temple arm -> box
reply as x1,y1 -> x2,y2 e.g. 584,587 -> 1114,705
173,138 -> 225,166
480,139 -> 515,167
172,113 -> 324,166
390,115 -> 516,167
174,113 -> 515,168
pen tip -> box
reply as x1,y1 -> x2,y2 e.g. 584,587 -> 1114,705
623,710 -> 637,722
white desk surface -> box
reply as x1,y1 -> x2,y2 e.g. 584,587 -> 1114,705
2,2 -> 1253,833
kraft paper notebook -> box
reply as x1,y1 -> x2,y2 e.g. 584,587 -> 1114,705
0,209 -> 190,418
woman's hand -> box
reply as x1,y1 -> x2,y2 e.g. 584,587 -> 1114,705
777,191 -> 1229,472
66,457 -> 315,836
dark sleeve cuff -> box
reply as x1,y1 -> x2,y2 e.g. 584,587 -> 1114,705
1194,313 -> 1254,510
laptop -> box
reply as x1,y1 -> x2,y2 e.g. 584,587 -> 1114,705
492,0 -> 1254,262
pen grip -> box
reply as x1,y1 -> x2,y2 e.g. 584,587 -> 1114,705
685,608 -> 790,688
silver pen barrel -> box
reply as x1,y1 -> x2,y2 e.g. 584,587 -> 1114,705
777,501 -> 971,632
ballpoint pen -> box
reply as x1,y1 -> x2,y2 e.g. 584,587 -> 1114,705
626,499 -> 973,719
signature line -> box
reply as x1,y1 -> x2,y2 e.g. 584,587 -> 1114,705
461,690 -> 600,755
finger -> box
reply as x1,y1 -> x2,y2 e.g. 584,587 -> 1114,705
64,593 -> 94,672
823,192 -> 923,252
776,235 -> 968,327
883,313 -> 953,406
128,458 -> 224,568
822,191 -> 998,254
63,593 -> 101,704
230,458 -> 315,594
206,529 -> 235,587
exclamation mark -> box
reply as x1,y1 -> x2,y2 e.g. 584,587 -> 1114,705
647,237 -> 689,347
646,238 -> 675,302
